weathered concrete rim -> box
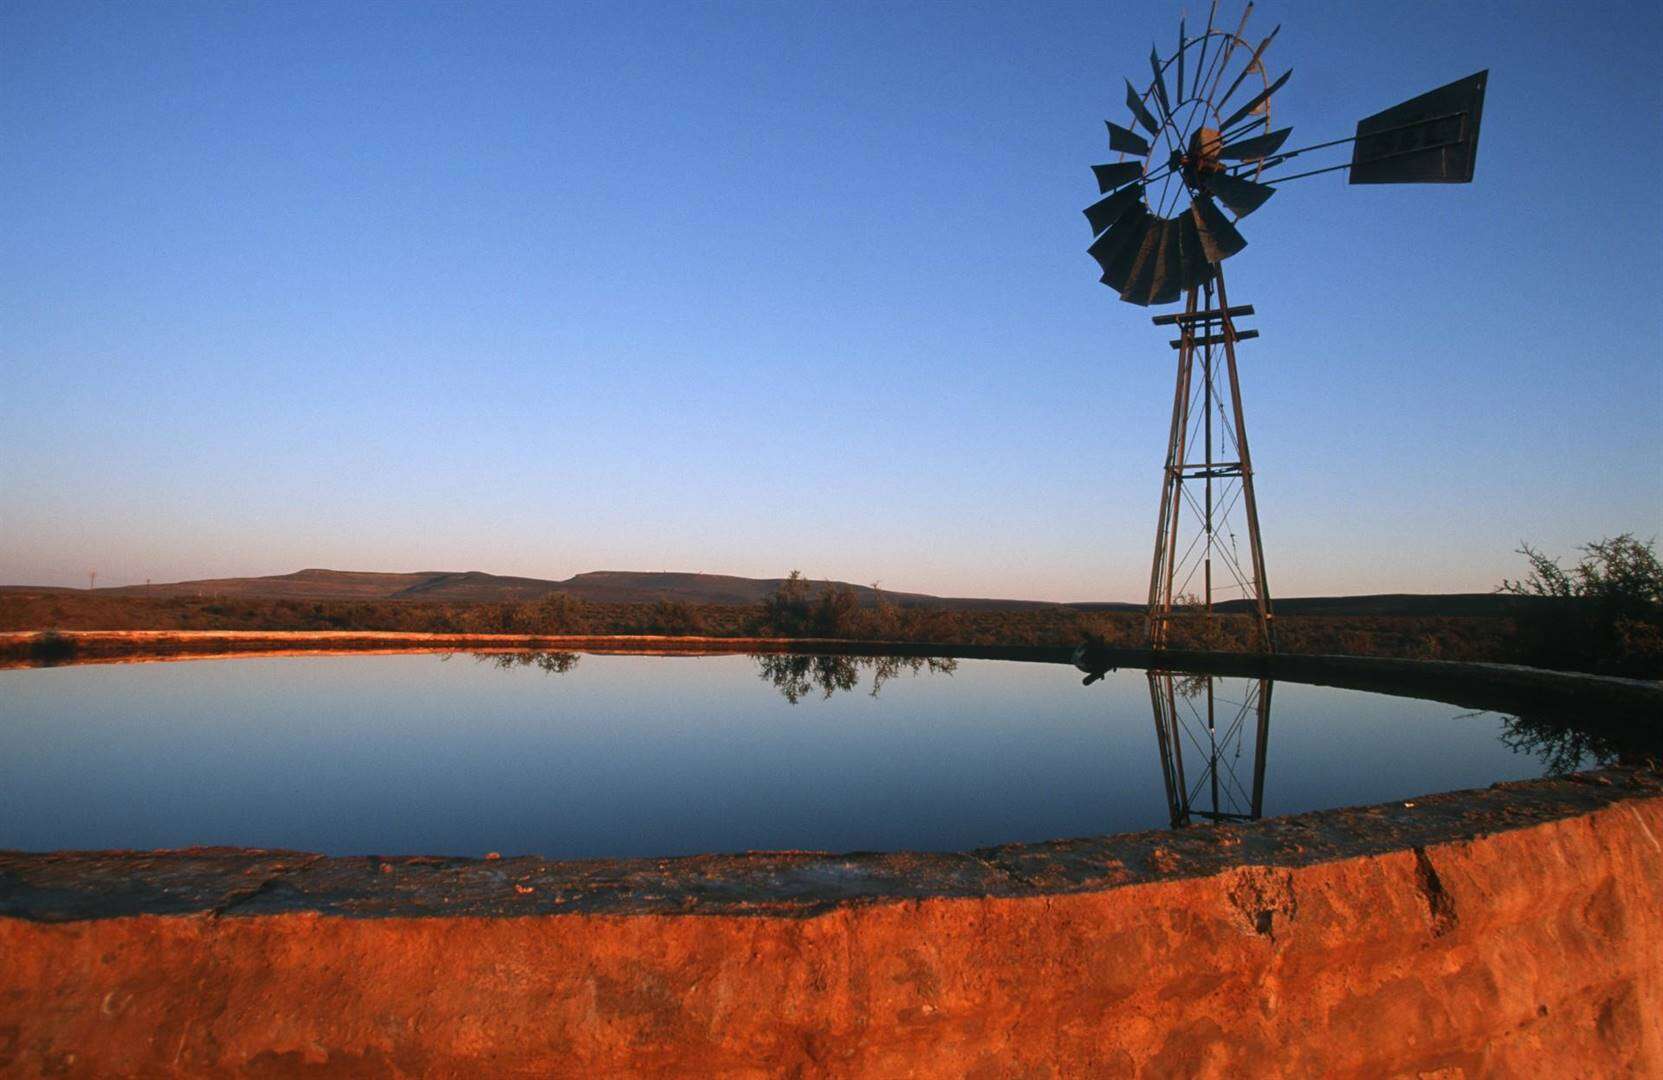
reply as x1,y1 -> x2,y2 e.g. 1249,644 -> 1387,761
4,629 -> 1660,715
3,769 -> 1658,923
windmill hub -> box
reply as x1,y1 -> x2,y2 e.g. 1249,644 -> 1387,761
1178,127 -> 1225,189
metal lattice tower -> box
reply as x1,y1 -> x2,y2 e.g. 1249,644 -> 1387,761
1147,273 -> 1273,649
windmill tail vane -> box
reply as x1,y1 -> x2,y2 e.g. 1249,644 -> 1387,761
1083,3 -> 1487,651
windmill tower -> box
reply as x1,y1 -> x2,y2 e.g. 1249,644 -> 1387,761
1083,2 -> 1487,651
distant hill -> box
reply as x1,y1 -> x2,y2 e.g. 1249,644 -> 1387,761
0,568 -> 1536,617
107,569 -> 445,601
66,568 -> 1050,611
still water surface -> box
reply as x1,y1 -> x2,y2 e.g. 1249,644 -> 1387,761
0,652 -> 1601,858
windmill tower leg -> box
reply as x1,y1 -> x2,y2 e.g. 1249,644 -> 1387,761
1214,270 -> 1277,652
1144,265 -> 1276,652
1145,288 -> 1196,648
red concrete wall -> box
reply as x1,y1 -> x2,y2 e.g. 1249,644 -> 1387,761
3,796 -> 1660,1077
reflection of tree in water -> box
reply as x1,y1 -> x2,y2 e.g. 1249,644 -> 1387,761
753,653 -> 957,703
1171,671 -> 1213,700
472,651 -> 582,675
1499,711 -> 1661,776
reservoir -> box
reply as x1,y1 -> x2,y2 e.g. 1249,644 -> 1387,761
0,651 -> 1618,858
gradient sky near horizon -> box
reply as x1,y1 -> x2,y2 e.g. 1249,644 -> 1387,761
3,0 -> 1660,602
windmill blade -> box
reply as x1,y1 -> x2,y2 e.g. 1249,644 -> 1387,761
1148,223 -> 1185,305
1105,214 -> 1155,293
1106,121 -> 1151,157
1091,161 -> 1144,194
1126,79 -> 1161,137
1119,220 -> 1167,305
1087,207 -> 1147,276
1216,26 -> 1281,112
1218,112 -> 1268,144
1087,206 -> 1150,284
1193,2 -> 1218,100
1220,68 -> 1291,132
1220,126 -> 1293,161
1201,2 -> 1255,108
1149,47 -> 1172,122
1204,169 -> 1276,217
1176,18 -> 1186,102
1176,212 -> 1213,290
1191,194 -> 1247,262
1083,182 -> 1144,236
1101,211 -> 1153,291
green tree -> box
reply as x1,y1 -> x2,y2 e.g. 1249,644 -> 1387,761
757,570 -> 814,635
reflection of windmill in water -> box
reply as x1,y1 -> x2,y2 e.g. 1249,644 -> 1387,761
1147,671 -> 1272,827
1084,3 -> 1487,651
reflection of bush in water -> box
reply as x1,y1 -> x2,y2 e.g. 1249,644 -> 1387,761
1499,711 -> 1661,776
473,651 -> 582,675
753,654 -> 958,703
28,630 -> 78,664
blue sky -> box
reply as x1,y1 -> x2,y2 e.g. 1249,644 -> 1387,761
3,0 -> 1659,600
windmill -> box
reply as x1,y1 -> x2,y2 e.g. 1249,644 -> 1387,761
1084,2 -> 1487,651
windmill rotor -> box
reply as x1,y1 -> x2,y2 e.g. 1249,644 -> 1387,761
1085,3 -> 1489,307
1085,3 -> 1288,306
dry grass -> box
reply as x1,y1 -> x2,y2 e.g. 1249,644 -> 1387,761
0,590 -> 1530,667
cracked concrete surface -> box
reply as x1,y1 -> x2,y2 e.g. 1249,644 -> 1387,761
1412,846 -> 1459,938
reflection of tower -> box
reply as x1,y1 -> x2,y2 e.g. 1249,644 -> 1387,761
1147,670 -> 1272,827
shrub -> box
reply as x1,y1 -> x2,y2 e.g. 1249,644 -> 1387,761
646,599 -> 704,635
532,592 -> 591,634
1500,534 -> 1663,676
810,583 -> 864,637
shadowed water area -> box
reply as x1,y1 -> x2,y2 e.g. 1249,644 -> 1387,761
0,652 -> 1644,858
